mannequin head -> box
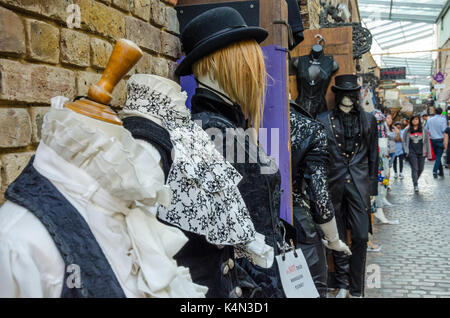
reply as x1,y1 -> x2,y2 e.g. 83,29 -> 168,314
310,44 -> 323,60
334,90 -> 370,138
335,90 -> 360,110
192,39 -> 267,133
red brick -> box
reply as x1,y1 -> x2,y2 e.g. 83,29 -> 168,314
0,59 -> 76,104
0,7 -> 26,55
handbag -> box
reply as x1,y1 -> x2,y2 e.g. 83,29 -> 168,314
427,135 -> 436,161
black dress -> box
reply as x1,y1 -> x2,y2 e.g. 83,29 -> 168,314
294,54 -> 337,119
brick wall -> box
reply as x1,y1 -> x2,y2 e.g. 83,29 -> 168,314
0,0 -> 181,203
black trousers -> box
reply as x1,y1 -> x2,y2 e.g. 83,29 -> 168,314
293,206 -> 328,298
393,154 -> 404,173
332,182 -> 370,297
408,153 -> 425,187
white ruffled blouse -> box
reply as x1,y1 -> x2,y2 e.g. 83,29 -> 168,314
0,102 -> 207,298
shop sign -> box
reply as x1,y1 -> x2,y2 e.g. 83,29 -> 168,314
380,67 -> 406,80
385,90 -> 399,100
433,72 -> 445,83
434,83 -> 446,89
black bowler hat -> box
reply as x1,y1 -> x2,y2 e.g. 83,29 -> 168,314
175,7 -> 268,77
331,74 -> 361,93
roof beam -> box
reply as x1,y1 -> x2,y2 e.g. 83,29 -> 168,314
367,20 -> 399,33
360,12 -> 437,23
378,28 -> 434,45
373,23 -> 426,39
381,31 -> 434,49
371,22 -> 407,36
358,0 -> 444,10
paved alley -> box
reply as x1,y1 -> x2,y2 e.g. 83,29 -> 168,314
366,161 -> 450,298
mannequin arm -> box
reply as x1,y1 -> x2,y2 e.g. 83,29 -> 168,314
319,217 -> 351,255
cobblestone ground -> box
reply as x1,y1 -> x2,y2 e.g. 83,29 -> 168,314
365,161 -> 450,298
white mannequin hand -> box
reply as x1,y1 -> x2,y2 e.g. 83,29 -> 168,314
319,217 -> 352,255
322,239 -> 352,255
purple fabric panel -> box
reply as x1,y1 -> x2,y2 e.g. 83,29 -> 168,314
177,45 -> 292,223
260,46 -> 291,223
177,56 -> 196,109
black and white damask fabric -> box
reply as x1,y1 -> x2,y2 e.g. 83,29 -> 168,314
290,109 -> 334,223
122,76 -> 257,246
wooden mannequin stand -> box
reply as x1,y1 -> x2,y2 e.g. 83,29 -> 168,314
65,39 -> 143,125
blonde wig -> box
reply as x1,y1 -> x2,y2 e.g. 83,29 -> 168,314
192,39 -> 267,134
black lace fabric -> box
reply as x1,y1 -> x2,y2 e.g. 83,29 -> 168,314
290,108 -> 334,224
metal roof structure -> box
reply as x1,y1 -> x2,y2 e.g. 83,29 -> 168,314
359,0 -> 446,24
358,0 -> 449,84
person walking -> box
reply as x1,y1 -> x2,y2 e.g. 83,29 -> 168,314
385,114 -> 397,169
403,114 -> 432,192
425,107 -> 447,178
445,124 -> 450,169
402,118 -> 409,130
393,122 -> 405,179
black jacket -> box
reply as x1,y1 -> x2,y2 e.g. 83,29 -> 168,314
190,88 -> 288,298
317,108 -> 379,210
289,101 -> 334,225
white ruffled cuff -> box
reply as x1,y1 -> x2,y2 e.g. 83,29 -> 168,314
235,232 -> 274,268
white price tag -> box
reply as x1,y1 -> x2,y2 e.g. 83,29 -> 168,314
276,248 -> 319,298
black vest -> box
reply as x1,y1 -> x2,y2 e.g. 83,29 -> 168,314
122,116 -> 173,182
5,158 -> 126,298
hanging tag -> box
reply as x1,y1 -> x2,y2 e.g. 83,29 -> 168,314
275,247 -> 319,298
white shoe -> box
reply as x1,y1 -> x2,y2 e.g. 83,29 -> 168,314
394,173 -> 398,179
374,208 -> 399,225
382,197 -> 393,206
399,173 -> 404,179
374,208 -> 390,224
335,288 -> 349,298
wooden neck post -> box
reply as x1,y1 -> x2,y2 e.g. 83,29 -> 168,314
65,39 -> 143,125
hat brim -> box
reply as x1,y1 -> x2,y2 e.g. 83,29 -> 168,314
331,85 -> 361,93
175,27 -> 268,77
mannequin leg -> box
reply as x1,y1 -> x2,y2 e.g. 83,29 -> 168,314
345,184 -> 370,297
332,199 -> 350,291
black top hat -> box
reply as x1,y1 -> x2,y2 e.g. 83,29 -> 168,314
175,7 -> 268,77
331,74 -> 361,93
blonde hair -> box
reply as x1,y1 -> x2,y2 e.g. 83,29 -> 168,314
192,39 -> 267,134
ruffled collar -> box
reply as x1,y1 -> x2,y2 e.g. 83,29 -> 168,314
121,74 -> 191,130
121,75 -> 274,268
41,99 -> 172,208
